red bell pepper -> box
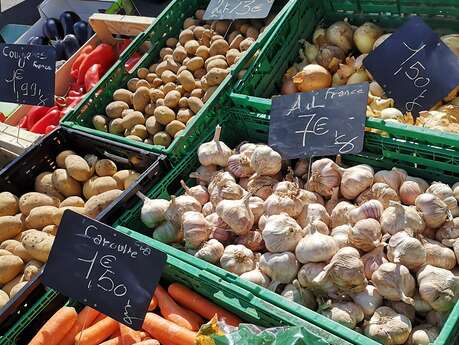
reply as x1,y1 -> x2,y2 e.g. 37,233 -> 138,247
30,109 -> 62,134
84,64 -> 102,92
117,39 -> 132,54
70,45 -> 94,80
19,116 -> 28,128
45,125 -> 57,134
24,105 -> 55,130
124,52 -> 141,71
66,95 -> 83,108
0,112 -> 5,123
77,44 -> 117,85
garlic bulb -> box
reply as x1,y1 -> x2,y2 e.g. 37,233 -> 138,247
194,239 -> 224,264
220,244 -> 255,275
202,202 -> 214,216
340,165 -> 374,200
239,142 -> 257,156
314,247 -> 367,294
386,300 -> 416,322
426,182 -> 458,211
320,301 -> 364,329
295,221 -> 337,263
198,125 -> 232,167
307,158 -> 342,198
264,190 -> 303,218
374,168 -> 407,191
435,218 -> 459,246
387,231 -> 426,270
415,193 -> 450,229
297,203 -> 331,228
325,187 -> 341,214
361,243 -> 388,280
247,174 -> 278,200
209,172 -> 244,206
426,310 -> 448,327
349,219 -> 382,252
454,240 -> 459,265
153,221 -> 182,243
182,211 -> 210,249
365,306 -> 412,345
227,152 -> 254,178
240,268 -> 270,287
414,293 -> 432,314
304,220 -> 330,235
331,201 -> 356,228
294,159 -> 308,178
216,193 -> 254,235
236,230 -> 265,251
297,189 -> 319,206
348,200 -> 383,224
331,224 -> 351,248
297,262 -> 329,290
351,285 -> 383,317
165,195 -> 201,228
281,280 -> 317,310
190,165 -> 218,186
372,263 -> 415,305
370,183 -> 400,208
250,145 -> 282,176
259,252 -> 299,284
262,213 -> 304,252
417,265 -> 459,311
138,192 -> 170,228
249,196 -> 264,223
400,180 -> 425,206
180,180 -> 209,205
421,237 -> 457,270
406,324 -> 439,345
380,201 -> 425,236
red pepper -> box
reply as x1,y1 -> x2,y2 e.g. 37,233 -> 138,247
19,116 -> 28,128
77,44 -> 117,85
70,45 -> 94,80
84,64 -> 102,92
117,39 -> 132,54
24,105 -> 55,130
30,109 -> 62,134
68,90 -> 82,97
45,125 -> 57,134
66,95 -> 83,108
124,52 -> 141,71
0,112 -> 5,123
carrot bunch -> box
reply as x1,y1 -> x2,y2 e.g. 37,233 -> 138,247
27,283 -> 241,345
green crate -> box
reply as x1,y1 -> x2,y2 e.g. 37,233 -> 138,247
230,0 -> 459,150
61,0 -> 293,165
0,240 -> 347,345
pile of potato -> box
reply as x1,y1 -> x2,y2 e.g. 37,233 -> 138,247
92,9 -> 273,147
0,150 -> 140,308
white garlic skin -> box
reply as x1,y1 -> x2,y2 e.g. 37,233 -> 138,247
320,301 -> 364,329
140,198 -> 170,228
364,306 -> 412,345
182,211 -> 210,249
249,196 -> 264,223
264,192 -> 303,218
281,280 -> 317,310
400,180 -> 424,206
361,244 -> 388,280
165,195 -> 201,228
380,202 -> 425,236
307,158 -> 342,198
435,217 -> 459,246
415,193 -> 449,229
295,222 -> 338,263
387,231 -> 426,270
182,181 -> 209,205
372,262 -> 416,305
240,268 -> 271,287
348,200 -> 383,224
250,145 -> 282,176
153,221 -> 182,243
202,202 -> 214,216
349,218 -> 382,252
220,244 -> 255,275
198,125 -> 232,167
427,182 -> 458,211
374,168 -> 406,191
227,152 -> 254,178
331,224 -> 351,248
422,237 -> 457,270
259,251 -> 299,284
331,201 -> 356,228
262,213 -> 304,252
351,285 -> 383,317
340,165 -> 374,200
407,324 -> 439,345
216,194 -> 254,235
195,239 -> 224,264
296,203 -> 331,228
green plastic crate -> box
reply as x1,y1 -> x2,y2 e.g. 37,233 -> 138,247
230,0 -> 459,150
0,240 -> 347,345
61,0 -> 293,165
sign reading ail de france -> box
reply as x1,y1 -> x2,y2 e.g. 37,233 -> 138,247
204,0 -> 274,20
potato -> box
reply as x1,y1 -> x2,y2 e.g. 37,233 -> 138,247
10,281 -> 28,297
154,106 -> 176,125
23,259 -> 42,280
155,61 -> 169,76
200,29 -> 212,47
196,46 -> 210,60
149,63 -> 158,73
144,137 -> 154,145
0,249 -> 11,256
34,172 -> 64,200
56,150 -> 76,168
229,34 -> 244,50
188,97 -> 204,114
190,88 -> 204,98
132,87 -> 150,112
21,230 -> 54,262
209,39 -> 229,56
0,290 -> 9,308
92,115 -> 108,132
145,117 -> 162,136
163,82 -> 177,95
183,17 -> 197,29
193,26 -> 205,40
25,206 -> 58,229
206,68 -> 229,86
93,159 -> 117,177
145,104 -> 156,116
184,40 -> 199,55
165,120 -> 186,137
113,170 -> 138,190
113,89 -> 133,105
146,73 -> 158,83
0,255 -> 23,284
172,46 -> 187,63
2,275 -> 23,295
161,70 -> 177,84
153,132 -> 172,147
178,97 -> 188,108
0,192 -> 18,217
0,240 -> 31,262
121,109 -> 134,118
106,101 -> 129,119
83,176 -> 118,199
164,90 -> 181,108
178,70 -> 195,92
160,47 -> 173,60
246,26 -> 259,40
226,49 -> 241,66
19,192 -> 59,216
206,58 -> 227,71
156,98 -> 165,107
129,125 -> 148,140
59,196 -> 85,208
127,78 -> 139,92
109,118 -> 124,134
16,229 -> 36,242
240,37 -> 255,52
124,172 -> 140,189
53,206 -> 86,225
65,155 -> 91,182
122,111 -> 145,130
42,224 -> 58,235
214,21 -> 230,35
179,29 -> 194,45
137,67 -> 149,79
52,169 -> 81,197
204,55 -> 225,69
165,57 -> 180,73
85,189 -> 123,218
136,79 -> 150,89
203,86 -> 218,102
166,37 -> 178,48
177,108 -> 194,124
193,68 -> 207,80
187,57 -> 204,72
149,89 -> 165,103
212,34 -> 224,42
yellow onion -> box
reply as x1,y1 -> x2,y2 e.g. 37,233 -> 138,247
293,64 -> 332,92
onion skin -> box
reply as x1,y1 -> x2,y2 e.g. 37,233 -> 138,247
353,22 -> 383,54
372,33 -> 391,50
281,78 -> 298,95
441,34 -> 459,57
293,64 -> 332,92
326,21 -> 353,53
316,45 -> 345,72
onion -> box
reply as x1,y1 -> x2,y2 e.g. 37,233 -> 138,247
293,64 -> 332,92
313,27 -> 327,46
326,21 -> 353,52
332,72 -> 347,86
373,33 -> 391,50
281,78 -> 298,95
316,45 -> 345,72
303,41 -> 319,63
353,22 -> 383,54
441,34 -> 459,57
347,70 -> 369,85
369,81 -> 384,97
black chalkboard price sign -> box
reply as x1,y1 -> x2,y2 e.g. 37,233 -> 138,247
0,43 -> 55,107
269,83 -> 369,159
363,16 -> 459,117
203,0 -> 274,20
43,211 -> 167,330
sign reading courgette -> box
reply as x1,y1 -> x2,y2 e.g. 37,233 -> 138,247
204,0 -> 274,20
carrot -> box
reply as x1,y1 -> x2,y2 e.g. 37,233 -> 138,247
92,313 -> 106,325
75,316 -> 119,345
142,313 -> 196,345
28,306 -> 78,345
111,329 -> 121,339
168,283 -> 241,327
60,306 -> 100,345
120,324 -> 142,345
139,331 -> 149,340
148,295 -> 158,311
100,337 -> 121,345
154,285 -> 203,331
133,340 -> 160,345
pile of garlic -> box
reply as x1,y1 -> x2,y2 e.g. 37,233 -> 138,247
139,125 -> 459,345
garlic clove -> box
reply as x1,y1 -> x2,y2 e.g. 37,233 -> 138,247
374,168 -> 406,192
236,230 -> 265,252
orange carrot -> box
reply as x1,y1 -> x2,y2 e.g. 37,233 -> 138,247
168,283 -> 241,326
133,340 -> 160,345
60,306 -> 100,345
120,323 -> 142,345
139,331 -> 149,340
92,313 -> 106,325
142,313 -> 196,345
100,337 -> 121,345
110,329 -> 121,339
154,285 -> 203,331
28,306 -> 78,345
75,316 -> 119,345
148,295 -> 158,311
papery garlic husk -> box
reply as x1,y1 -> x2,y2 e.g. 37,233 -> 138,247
294,159 -> 309,177
281,280 -> 317,310
165,195 -> 201,228
421,237 -> 457,270
426,310 -> 448,327
380,201 -> 425,235
386,300 -> 416,322
304,220 -> 330,235
417,264 -> 459,312
209,172 -> 244,207
307,158 -> 342,198
295,221 -> 337,263
248,196 -> 264,223
250,145 -> 282,176
362,243 -> 388,280
190,165 -> 217,186
435,218 -> 459,246
240,268 -> 271,287
207,213 -> 235,245
236,230 -> 265,252
138,193 -> 170,228
180,180 -> 209,205
264,190 -> 303,218
351,285 -> 383,317
364,306 -> 412,345
297,189 -> 319,206
238,142 -> 257,156
348,200 -> 383,224
454,182 -> 459,201
340,165 -> 374,200
374,168 -> 407,191
297,203 -> 331,228
400,180 -> 425,206
314,247 -> 367,294
415,193 -> 450,229
297,262 -> 334,295
370,183 -> 400,208
259,251 -> 299,284
372,263 -> 415,305
239,177 -> 249,190
194,239 -> 224,264
406,324 -> 439,345
349,218 -> 382,252
313,192 -> 325,206
208,171 -> 236,191
387,231 -> 426,270
227,152 -> 255,178
216,193 -> 254,235
220,244 -> 255,275
247,174 -> 278,200
331,224 -> 351,248
414,292 -> 432,314
198,125 -> 232,167
331,201 -> 356,228
320,301 -> 364,329
325,187 -> 342,214
262,213 -> 304,252
202,202 -> 214,216
182,211 -> 210,249
153,221 -> 182,243
426,182 -> 458,211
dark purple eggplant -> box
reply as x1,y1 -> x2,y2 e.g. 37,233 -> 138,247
53,40 -> 66,60
62,34 -> 80,59
43,18 -> 64,40
27,36 -> 49,45
59,11 -> 81,35
73,21 -> 91,45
